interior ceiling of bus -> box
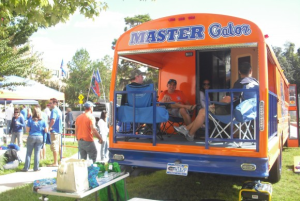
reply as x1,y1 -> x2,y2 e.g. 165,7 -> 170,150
119,43 -> 259,69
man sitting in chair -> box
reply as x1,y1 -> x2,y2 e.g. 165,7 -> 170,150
175,62 -> 259,141
121,69 -> 145,105
158,79 -> 196,126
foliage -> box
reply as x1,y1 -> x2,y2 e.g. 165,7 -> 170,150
65,49 -> 112,106
0,39 -> 34,84
273,42 -> 300,92
0,38 -> 51,89
0,0 -> 108,45
112,14 -> 159,91
0,155 -> 6,171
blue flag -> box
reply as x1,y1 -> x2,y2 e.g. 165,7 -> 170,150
91,69 -> 101,97
60,59 -> 66,77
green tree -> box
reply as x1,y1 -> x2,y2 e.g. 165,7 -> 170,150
112,14 -> 159,91
273,42 -> 300,93
65,49 -> 112,106
0,39 -> 37,85
0,0 -> 108,45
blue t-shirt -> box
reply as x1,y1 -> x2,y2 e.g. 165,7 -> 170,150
21,108 -> 27,121
27,119 -> 46,136
50,107 -> 62,134
9,116 -> 25,133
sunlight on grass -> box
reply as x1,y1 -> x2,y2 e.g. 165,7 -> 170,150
1,148 -> 300,200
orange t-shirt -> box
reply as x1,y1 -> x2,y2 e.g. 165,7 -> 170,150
158,90 -> 187,104
75,113 -> 96,141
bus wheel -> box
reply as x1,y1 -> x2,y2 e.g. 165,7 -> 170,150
268,136 -> 282,183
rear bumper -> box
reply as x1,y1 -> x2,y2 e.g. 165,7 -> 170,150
109,149 -> 268,178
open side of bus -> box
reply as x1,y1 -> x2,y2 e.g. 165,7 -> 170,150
108,13 -> 294,182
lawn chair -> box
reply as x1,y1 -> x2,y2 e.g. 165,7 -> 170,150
116,83 -> 169,141
207,81 -> 258,147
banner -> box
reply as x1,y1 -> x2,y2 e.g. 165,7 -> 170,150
91,69 -> 101,97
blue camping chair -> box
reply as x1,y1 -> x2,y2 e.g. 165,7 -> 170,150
116,83 -> 169,141
207,81 -> 259,147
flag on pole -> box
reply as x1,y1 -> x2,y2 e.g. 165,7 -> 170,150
91,69 -> 101,97
60,59 -> 66,77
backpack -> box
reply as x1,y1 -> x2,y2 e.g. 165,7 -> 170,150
4,149 -> 19,163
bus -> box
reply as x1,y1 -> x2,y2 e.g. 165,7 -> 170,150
108,13 -> 298,182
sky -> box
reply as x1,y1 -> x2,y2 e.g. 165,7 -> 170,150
30,0 -> 300,70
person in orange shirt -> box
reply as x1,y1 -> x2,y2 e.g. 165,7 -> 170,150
158,79 -> 196,125
75,101 -> 103,163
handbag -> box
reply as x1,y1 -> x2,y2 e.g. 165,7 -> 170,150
56,159 -> 89,193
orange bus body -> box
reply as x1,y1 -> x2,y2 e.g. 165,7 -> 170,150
109,13 -> 292,182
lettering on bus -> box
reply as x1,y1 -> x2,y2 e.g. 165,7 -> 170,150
129,25 -> 205,45
128,22 -> 252,45
208,22 -> 252,39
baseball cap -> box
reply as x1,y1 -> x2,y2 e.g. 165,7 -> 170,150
129,69 -> 146,80
83,101 -> 95,108
167,79 -> 177,85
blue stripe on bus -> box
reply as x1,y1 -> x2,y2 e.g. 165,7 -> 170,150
109,149 -> 269,178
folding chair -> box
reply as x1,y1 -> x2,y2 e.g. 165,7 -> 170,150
116,83 -> 169,141
209,102 -> 256,147
207,82 -> 259,147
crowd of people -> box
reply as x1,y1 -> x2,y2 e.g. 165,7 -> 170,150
0,98 -> 109,172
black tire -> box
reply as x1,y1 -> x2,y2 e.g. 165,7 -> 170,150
268,136 -> 282,183
120,165 -> 132,173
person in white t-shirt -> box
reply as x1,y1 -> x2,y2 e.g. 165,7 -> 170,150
5,103 -> 14,134
97,111 -> 109,161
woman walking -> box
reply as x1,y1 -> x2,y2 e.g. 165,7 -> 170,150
21,107 -> 48,172
97,111 -> 109,161
9,108 -> 25,148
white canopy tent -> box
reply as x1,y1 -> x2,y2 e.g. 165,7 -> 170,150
0,76 -> 64,101
0,76 -> 66,159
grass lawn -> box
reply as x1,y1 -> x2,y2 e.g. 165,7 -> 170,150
0,147 -> 300,200
0,141 -> 78,176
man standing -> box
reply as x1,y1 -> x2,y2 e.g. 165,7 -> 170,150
65,108 -> 73,134
20,105 -> 27,133
5,103 -> 14,134
48,98 -> 62,167
75,101 -> 103,163
44,104 -> 51,124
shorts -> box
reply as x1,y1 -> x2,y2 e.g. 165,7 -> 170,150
50,133 -> 61,152
168,108 -> 189,118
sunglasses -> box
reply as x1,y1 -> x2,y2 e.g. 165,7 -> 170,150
14,112 -> 19,114
203,83 -> 210,86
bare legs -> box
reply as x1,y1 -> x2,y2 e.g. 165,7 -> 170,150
185,108 -> 206,136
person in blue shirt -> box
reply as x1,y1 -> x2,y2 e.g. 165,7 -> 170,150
9,108 -> 25,148
20,105 -> 27,121
20,105 -> 27,133
48,98 -> 62,167
21,107 -> 48,172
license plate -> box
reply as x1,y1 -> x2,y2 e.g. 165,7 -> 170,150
166,163 -> 189,176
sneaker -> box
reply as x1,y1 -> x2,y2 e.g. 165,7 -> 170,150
174,126 -> 189,136
186,134 -> 194,142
